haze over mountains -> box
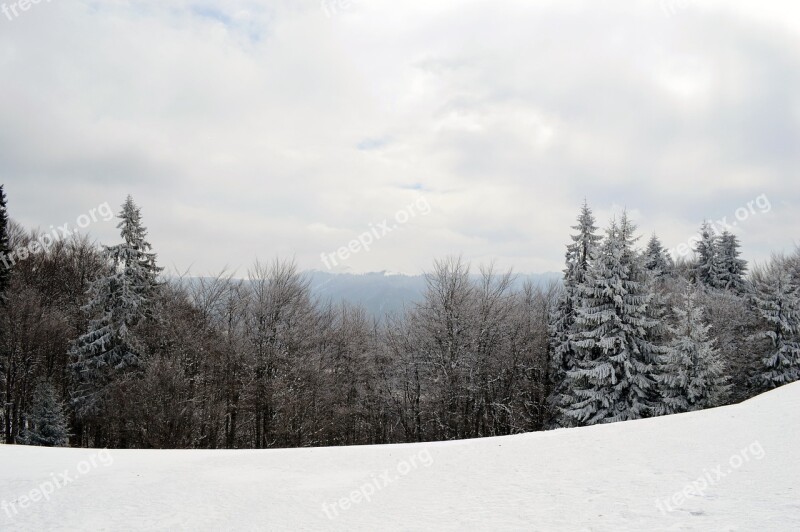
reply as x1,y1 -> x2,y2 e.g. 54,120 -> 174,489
306,270 -> 562,319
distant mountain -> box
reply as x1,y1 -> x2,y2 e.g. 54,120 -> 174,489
178,271 -> 562,321
306,270 -> 562,320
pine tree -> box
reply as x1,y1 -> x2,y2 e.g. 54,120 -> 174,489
655,284 -> 729,415
715,231 -> 748,292
791,248 -> 800,285
0,185 -> 10,302
548,202 -> 602,426
71,196 -> 163,413
643,237 -> 675,394
18,382 -> 70,447
693,221 -> 723,288
749,258 -> 800,390
644,233 -> 673,277
561,213 -> 661,425
644,265 -> 671,372
625,217 -> 671,405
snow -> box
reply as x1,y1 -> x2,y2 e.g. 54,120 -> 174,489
2,383 -> 799,531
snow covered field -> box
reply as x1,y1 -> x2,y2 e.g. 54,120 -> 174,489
1,383 -> 798,531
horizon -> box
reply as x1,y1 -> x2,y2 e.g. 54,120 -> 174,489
0,194 -> 790,278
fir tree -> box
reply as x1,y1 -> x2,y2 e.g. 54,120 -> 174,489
644,265 -> 671,373
0,185 -> 10,302
18,382 -> 70,447
71,196 -> 163,413
561,213 -> 661,425
655,284 -> 728,415
715,231 -> 748,292
791,248 -> 800,285
644,233 -> 673,277
625,217 -> 670,402
643,237 -> 675,391
749,258 -> 800,390
693,221 -> 722,288
548,202 -> 602,426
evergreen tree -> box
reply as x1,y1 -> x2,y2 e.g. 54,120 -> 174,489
644,233 -> 673,277
71,196 -> 163,413
548,202 -> 602,426
693,221 -> 723,288
715,231 -> 748,292
655,284 -> 728,415
643,267 -> 671,374
561,213 -> 661,425
0,185 -> 10,302
643,235 -> 675,390
627,218 -> 671,403
18,382 -> 70,447
749,258 -> 800,390
791,248 -> 800,284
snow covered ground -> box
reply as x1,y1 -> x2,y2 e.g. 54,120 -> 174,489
1,383 -> 799,531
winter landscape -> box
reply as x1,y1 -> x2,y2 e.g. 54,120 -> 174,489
2,1 -> 800,531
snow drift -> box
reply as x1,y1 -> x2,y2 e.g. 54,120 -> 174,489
1,382 -> 799,531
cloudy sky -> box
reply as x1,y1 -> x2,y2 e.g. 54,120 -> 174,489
1,0 -> 798,275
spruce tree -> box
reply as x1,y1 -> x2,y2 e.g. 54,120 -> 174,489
749,258 -> 800,390
0,185 -> 10,302
715,231 -> 748,292
644,265 -> 671,376
624,216 -> 670,401
791,248 -> 800,285
693,221 -> 722,288
643,236 -> 675,391
19,382 -> 70,447
561,213 -> 661,425
548,202 -> 602,426
644,233 -> 673,277
655,284 -> 729,415
71,195 -> 163,413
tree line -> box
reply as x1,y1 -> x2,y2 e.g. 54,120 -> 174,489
0,189 -> 797,448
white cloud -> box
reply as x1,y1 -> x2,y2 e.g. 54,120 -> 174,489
0,0 -> 798,274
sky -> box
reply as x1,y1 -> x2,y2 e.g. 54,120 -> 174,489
0,0 -> 798,276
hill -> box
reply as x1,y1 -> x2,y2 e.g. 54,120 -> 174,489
1,383 -> 798,530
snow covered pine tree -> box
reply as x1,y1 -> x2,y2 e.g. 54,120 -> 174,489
18,382 -> 70,447
548,202 -> 601,427
560,213 -> 662,425
642,234 -> 671,360
644,233 -> 673,278
71,195 -> 163,415
655,283 -> 729,415
693,221 -> 724,288
715,231 -> 748,292
749,257 -> 800,391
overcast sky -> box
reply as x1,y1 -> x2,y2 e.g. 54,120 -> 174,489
1,0 -> 798,276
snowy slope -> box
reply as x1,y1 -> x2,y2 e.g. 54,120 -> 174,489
1,383 -> 799,531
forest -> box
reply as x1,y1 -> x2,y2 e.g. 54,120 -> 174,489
1,187 -> 798,449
